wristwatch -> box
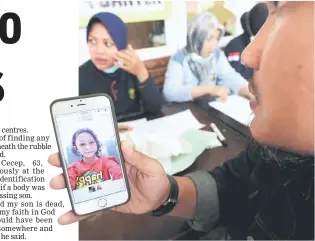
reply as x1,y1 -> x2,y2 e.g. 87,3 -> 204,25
152,175 -> 179,216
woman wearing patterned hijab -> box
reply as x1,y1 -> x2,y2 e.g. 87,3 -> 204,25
163,12 -> 252,103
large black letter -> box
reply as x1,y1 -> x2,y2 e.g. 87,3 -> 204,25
0,12 -> 21,44
0,72 -> 4,101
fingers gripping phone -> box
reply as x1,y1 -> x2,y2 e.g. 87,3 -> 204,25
50,94 -> 130,216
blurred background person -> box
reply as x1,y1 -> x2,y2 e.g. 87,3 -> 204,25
224,2 -> 269,80
163,12 -> 252,104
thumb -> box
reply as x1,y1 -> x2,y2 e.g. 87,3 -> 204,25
121,141 -> 159,175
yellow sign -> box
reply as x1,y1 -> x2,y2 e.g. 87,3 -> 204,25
79,0 -> 172,28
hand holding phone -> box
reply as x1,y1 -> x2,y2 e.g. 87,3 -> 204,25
50,94 -> 131,216
50,94 -> 170,221
49,141 -> 170,224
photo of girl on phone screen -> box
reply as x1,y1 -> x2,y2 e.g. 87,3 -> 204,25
67,128 -> 123,190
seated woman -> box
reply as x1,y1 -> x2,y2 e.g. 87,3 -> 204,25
79,12 -> 163,120
163,13 -> 253,103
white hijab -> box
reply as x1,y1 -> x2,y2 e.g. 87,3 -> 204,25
184,12 -> 224,84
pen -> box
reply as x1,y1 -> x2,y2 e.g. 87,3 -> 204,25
210,123 -> 228,147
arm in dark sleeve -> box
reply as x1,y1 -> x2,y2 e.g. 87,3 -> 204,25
224,55 -> 252,80
224,42 -> 253,80
208,145 -> 258,226
137,75 -> 164,113
79,68 -> 84,96
227,60 -> 245,78
223,47 -> 245,76
79,75 -> 85,96
79,64 -> 90,96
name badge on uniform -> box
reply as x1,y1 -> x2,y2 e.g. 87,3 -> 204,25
210,74 -> 216,82
128,88 -> 135,100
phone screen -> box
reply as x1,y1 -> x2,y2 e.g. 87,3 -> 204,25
55,108 -> 126,204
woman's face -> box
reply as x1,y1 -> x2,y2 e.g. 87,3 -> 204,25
200,29 -> 221,58
87,22 -> 119,71
75,132 -> 98,158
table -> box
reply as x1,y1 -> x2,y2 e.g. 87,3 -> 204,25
79,102 -> 249,240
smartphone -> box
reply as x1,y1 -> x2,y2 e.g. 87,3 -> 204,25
50,94 -> 130,216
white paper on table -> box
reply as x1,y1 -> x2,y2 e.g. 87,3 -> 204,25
127,129 -> 190,158
159,157 -> 172,173
118,118 -> 147,129
126,130 -> 181,172
118,118 -> 147,141
119,110 -> 204,171
209,95 -> 254,126
145,109 -> 205,156
146,109 -> 205,137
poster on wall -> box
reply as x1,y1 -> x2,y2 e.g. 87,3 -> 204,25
79,0 -> 172,28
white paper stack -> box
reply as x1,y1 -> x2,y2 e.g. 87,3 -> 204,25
118,110 -> 206,172
209,95 -> 254,126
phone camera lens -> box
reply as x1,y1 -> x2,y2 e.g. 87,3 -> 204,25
71,105 -> 73,107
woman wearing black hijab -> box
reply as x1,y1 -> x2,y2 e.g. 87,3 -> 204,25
79,12 -> 163,121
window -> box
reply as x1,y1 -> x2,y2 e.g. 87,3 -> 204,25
127,20 -> 166,49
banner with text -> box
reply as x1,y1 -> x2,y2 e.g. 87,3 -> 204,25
79,0 -> 172,27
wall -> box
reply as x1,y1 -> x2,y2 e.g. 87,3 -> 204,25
224,0 -> 257,35
78,0 -> 186,66
78,0 -> 256,66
